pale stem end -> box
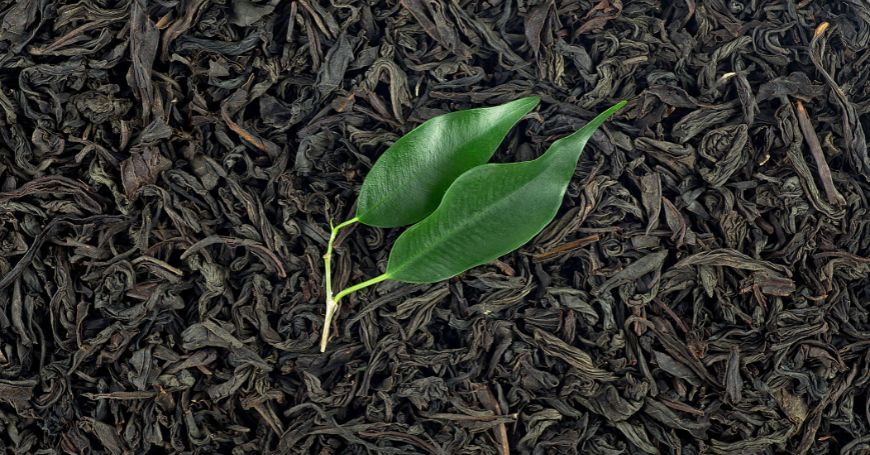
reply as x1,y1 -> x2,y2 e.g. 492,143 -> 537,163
320,294 -> 336,352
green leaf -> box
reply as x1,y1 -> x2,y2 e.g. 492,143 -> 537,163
355,96 -> 540,228
384,101 -> 626,283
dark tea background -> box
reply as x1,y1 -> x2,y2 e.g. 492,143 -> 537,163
1,1 -> 869,454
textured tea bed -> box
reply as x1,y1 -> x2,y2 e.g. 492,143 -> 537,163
0,1 -> 869,454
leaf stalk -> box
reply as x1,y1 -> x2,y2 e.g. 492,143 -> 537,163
333,273 -> 390,305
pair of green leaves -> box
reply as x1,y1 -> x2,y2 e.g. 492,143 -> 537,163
321,96 -> 625,351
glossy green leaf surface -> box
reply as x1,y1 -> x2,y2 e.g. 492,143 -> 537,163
355,96 -> 540,227
384,101 -> 625,283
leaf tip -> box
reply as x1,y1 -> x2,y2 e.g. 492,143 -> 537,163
592,100 -> 627,125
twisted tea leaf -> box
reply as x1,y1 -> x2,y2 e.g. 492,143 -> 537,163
356,96 -> 540,227
385,101 -> 625,283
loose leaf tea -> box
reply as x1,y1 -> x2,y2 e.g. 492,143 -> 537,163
0,0 -> 869,454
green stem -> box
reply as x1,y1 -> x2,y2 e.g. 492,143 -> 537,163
333,273 -> 390,306
321,217 -> 359,352
323,217 -> 359,301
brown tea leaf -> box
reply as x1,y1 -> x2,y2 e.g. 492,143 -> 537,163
120,148 -> 171,199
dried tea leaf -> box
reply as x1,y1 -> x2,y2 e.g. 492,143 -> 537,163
120,148 -> 171,199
